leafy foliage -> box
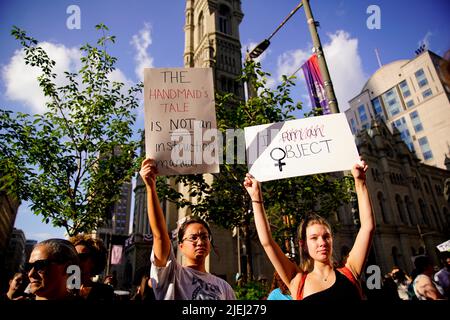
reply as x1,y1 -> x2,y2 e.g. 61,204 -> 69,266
233,280 -> 269,300
0,25 -> 142,236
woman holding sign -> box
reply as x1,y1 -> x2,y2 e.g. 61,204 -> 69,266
139,158 -> 235,300
244,161 -> 374,300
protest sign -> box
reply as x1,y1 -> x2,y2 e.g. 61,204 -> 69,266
144,67 -> 219,175
437,239 -> 450,252
244,113 -> 360,182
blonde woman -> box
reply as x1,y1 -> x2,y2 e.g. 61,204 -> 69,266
244,161 -> 375,300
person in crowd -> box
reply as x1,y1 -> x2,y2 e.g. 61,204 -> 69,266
3,271 -> 31,300
390,266 -> 412,300
244,161 -> 375,300
139,158 -> 235,300
267,270 -> 292,300
434,251 -> 450,298
103,272 -> 118,289
26,238 -> 80,300
131,274 -> 155,301
413,255 -> 446,300
69,234 -> 114,301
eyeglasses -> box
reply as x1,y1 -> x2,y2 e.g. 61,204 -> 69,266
24,259 -> 54,272
181,233 -> 212,243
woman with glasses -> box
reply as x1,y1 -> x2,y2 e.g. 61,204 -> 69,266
68,234 -> 114,301
140,158 -> 235,300
26,238 -> 80,300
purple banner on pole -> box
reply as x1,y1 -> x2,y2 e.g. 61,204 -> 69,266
301,54 -> 330,114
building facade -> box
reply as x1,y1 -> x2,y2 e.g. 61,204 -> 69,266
335,119 -> 450,276
94,178 -> 133,288
4,228 -> 26,278
0,185 -> 20,290
345,51 -> 450,170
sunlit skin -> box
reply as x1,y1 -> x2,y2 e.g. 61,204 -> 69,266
305,223 -> 333,264
139,158 -> 212,274
244,160 -> 375,300
6,273 -> 28,300
28,245 -> 70,300
75,244 -> 94,284
179,223 -> 211,272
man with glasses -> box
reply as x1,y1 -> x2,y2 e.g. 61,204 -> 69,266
26,238 -> 80,300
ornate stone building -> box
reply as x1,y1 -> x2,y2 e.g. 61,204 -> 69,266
334,119 -> 450,276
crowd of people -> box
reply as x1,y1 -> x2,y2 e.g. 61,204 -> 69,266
1,158 -> 448,301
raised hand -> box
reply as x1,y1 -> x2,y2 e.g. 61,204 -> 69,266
243,173 -> 262,202
351,159 -> 368,185
140,158 -> 158,188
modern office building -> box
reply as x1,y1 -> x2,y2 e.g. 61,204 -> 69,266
345,50 -> 450,169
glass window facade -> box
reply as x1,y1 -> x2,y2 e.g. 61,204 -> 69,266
415,68 -> 428,88
392,117 -> 415,152
350,118 -> 357,134
358,104 -> 368,123
371,97 -> 385,121
422,88 -> 433,99
382,88 -> 403,118
418,136 -> 433,160
406,100 -> 415,108
399,80 -> 411,98
410,111 -> 423,132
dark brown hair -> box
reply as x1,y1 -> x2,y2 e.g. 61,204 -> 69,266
177,216 -> 213,243
69,234 -> 107,275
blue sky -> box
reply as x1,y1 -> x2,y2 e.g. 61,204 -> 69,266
1,0 -> 449,241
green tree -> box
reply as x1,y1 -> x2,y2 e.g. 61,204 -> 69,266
0,25 -> 142,236
157,60 -> 354,282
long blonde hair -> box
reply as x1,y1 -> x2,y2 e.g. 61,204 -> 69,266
297,213 -> 333,273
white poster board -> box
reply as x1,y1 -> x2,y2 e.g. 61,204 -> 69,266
244,113 -> 360,182
437,239 -> 450,252
144,68 -> 219,175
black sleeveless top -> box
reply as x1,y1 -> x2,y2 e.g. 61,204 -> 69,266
302,269 -> 361,301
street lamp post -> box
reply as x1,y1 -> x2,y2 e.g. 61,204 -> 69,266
302,0 -> 339,114
247,0 -> 340,114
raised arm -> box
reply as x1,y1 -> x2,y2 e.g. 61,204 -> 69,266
244,174 -> 299,288
345,160 -> 375,278
139,158 -> 171,267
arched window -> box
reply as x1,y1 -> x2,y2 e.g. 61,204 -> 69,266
377,192 -> 388,223
404,196 -> 415,225
430,205 -> 440,230
198,11 -> 204,43
395,194 -> 406,224
418,198 -> 429,225
218,4 -> 231,35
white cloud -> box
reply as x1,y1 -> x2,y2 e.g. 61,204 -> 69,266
2,41 -> 136,114
418,31 -> 433,49
131,23 -> 154,81
274,30 -> 366,112
2,42 -> 81,114
323,30 -> 366,112
276,49 -> 310,80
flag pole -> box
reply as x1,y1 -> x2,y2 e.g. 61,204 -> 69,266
302,0 -> 340,114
